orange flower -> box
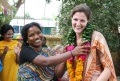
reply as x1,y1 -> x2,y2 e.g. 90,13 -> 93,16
67,56 -> 85,81
66,44 -> 89,81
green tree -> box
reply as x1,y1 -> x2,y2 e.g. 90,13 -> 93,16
15,12 -> 31,19
46,0 -> 120,75
0,0 -> 25,27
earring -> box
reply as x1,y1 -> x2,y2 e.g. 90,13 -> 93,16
26,41 -> 28,43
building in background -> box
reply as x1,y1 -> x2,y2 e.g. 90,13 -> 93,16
10,19 -> 58,39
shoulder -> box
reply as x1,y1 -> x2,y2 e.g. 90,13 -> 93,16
91,31 -> 108,45
0,41 -> 4,49
92,31 -> 103,37
0,40 -> 3,44
21,46 -> 34,51
0,40 -> 19,48
10,40 -> 20,46
92,31 -> 105,39
20,46 -> 35,54
19,46 -> 38,64
11,40 -> 19,43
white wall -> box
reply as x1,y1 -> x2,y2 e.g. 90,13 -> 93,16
10,19 -> 56,27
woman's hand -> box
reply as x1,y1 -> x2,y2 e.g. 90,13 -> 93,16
14,43 -> 21,63
14,43 -> 21,56
72,41 -> 90,56
0,46 -> 9,62
3,46 -> 9,55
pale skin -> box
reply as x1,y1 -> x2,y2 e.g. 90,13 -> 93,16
71,11 -> 111,80
26,26 -> 90,77
54,12 -> 91,79
95,49 -> 111,81
71,12 -> 89,45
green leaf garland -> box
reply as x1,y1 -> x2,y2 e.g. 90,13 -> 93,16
67,23 -> 94,45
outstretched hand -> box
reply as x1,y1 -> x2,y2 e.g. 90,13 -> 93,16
14,43 -> 21,56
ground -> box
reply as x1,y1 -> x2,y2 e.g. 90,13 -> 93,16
117,76 -> 120,81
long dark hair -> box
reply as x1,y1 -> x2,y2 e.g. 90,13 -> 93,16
0,24 -> 14,41
21,22 -> 42,48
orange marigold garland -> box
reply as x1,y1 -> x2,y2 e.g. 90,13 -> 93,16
66,44 -> 89,81
66,23 -> 94,81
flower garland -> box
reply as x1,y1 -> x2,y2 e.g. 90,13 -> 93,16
66,23 -> 94,81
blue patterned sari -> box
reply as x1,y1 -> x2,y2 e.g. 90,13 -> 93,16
18,48 -> 55,81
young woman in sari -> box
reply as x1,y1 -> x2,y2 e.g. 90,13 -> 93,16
0,24 -> 21,81
65,3 -> 117,81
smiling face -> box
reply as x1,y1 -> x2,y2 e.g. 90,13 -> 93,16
4,29 -> 14,42
27,26 -> 43,48
71,12 -> 89,34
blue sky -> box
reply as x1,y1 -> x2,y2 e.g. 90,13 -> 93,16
15,0 -> 62,19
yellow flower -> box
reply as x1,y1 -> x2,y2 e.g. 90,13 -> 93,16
67,57 -> 85,81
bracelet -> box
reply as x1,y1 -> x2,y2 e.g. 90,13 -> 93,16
70,51 -> 74,57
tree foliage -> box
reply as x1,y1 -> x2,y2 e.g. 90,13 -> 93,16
15,13 -> 31,19
56,0 -> 120,52
53,0 -> 120,76
0,0 -> 25,28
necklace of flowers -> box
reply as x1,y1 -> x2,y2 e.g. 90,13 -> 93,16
66,23 -> 94,81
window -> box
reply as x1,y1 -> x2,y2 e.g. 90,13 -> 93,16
13,25 -> 19,33
20,26 -> 23,32
42,27 -> 51,35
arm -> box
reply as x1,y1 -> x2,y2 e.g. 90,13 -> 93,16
34,44 -> 90,67
15,54 -> 19,64
54,41 -> 90,78
55,62 -> 66,78
60,71 -> 69,81
34,51 -> 72,67
96,49 -> 112,81
20,43 -> 90,66
96,67 -> 111,81
94,32 -> 116,81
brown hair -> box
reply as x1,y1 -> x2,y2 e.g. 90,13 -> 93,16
71,3 -> 91,20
